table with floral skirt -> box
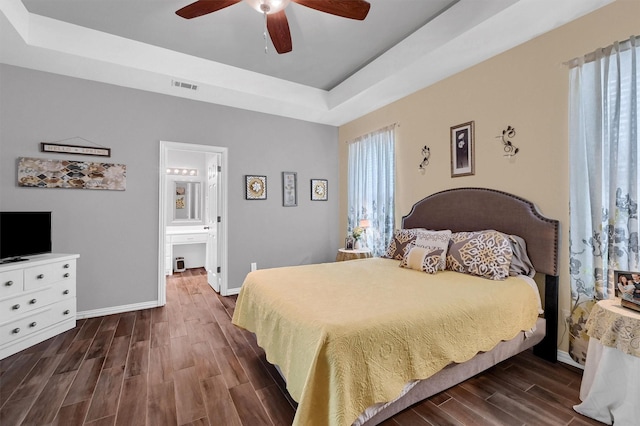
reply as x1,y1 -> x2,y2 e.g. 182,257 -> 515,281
573,298 -> 640,424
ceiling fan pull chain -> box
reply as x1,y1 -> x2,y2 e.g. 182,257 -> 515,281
263,9 -> 268,53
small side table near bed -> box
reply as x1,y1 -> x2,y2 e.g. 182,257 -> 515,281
573,298 -> 640,424
336,248 -> 372,262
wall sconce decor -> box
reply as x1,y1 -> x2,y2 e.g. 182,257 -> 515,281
167,168 -> 198,176
497,126 -> 519,157
419,145 -> 430,173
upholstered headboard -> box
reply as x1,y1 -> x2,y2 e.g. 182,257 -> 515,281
402,188 -> 560,362
402,187 -> 559,276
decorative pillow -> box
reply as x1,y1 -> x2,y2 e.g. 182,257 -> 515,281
413,229 -> 452,270
446,230 -> 513,280
383,228 -> 421,260
400,244 -> 444,274
507,234 -> 536,277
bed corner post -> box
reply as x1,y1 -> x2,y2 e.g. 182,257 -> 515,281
533,274 -> 559,362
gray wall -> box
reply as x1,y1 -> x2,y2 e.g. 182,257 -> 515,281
0,64 -> 339,312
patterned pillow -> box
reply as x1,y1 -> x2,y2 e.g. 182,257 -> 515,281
383,229 -> 421,260
413,229 -> 452,270
400,244 -> 444,274
446,230 -> 513,280
507,234 -> 536,277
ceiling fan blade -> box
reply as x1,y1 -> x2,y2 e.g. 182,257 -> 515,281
176,0 -> 241,19
267,11 -> 293,54
292,0 -> 370,20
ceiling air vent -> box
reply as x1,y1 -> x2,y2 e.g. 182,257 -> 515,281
171,80 -> 198,91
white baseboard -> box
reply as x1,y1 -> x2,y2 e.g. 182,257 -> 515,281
557,349 -> 584,370
77,289 -> 240,319
224,287 -> 241,296
77,301 -> 161,319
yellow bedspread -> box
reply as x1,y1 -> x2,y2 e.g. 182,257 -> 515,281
232,257 -> 541,426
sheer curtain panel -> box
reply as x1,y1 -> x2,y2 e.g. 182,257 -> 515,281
347,124 -> 396,257
568,36 -> 639,364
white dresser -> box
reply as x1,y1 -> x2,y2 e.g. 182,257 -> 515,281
0,253 -> 79,359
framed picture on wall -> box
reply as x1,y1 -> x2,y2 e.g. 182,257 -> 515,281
615,270 -> 640,312
282,172 -> 297,207
450,121 -> 475,177
245,175 -> 267,200
310,179 -> 328,201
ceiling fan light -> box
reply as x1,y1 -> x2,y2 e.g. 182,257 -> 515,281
244,0 -> 290,15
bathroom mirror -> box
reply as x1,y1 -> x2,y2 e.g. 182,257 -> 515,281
173,181 -> 202,222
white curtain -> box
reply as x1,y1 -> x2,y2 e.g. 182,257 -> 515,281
347,124 -> 396,256
568,36 -> 639,364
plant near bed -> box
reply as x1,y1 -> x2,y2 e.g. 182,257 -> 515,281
352,226 -> 364,249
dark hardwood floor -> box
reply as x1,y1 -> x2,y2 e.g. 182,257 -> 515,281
0,268 -> 603,426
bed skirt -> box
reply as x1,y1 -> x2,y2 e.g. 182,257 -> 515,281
356,317 -> 546,425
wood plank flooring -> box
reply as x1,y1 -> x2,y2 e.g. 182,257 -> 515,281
0,268 -> 604,425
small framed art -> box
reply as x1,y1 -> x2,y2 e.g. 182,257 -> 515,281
450,121 -> 475,177
311,179 -> 328,201
345,236 -> 355,250
614,270 -> 640,312
245,175 -> 267,200
282,172 -> 297,207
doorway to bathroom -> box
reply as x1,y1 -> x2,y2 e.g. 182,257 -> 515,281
158,141 -> 228,305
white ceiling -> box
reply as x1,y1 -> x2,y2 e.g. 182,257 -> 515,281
1,0 -> 613,126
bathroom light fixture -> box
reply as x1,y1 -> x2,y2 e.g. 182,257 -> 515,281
166,168 -> 198,176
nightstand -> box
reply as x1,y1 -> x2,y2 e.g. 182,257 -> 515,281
573,298 -> 640,424
336,248 -> 372,262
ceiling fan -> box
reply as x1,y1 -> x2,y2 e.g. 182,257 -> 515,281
176,0 -> 371,54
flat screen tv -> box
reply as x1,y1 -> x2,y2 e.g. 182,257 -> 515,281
0,212 -> 52,263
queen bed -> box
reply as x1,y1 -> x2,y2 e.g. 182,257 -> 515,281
232,188 -> 559,426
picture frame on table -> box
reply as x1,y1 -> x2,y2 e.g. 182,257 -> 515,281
345,236 -> 355,250
614,269 -> 640,312
245,175 -> 267,200
450,121 -> 475,177
282,172 -> 297,207
311,179 -> 328,201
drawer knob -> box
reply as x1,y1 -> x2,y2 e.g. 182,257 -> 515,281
29,298 -> 37,305
5,280 -> 13,287
29,322 -> 37,328
37,274 -> 45,279
64,273 -> 70,278
63,289 -> 70,295
63,264 -> 70,269
12,304 -> 20,310
63,310 -> 71,315
12,328 -> 20,334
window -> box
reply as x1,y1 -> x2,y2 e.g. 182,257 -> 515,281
567,36 -> 639,362
347,124 -> 396,256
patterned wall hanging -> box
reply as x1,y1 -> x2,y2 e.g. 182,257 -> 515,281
17,157 -> 126,190
245,175 -> 267,200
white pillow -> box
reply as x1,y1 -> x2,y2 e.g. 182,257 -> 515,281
399,244 -> 444,274
413,229 -> 452,270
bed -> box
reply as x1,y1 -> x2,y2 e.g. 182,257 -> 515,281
232,187 -> 559,426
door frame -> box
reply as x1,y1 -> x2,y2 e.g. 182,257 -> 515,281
158,141 -> 229,305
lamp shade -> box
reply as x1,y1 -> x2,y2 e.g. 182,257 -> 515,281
359,219 -> 371,228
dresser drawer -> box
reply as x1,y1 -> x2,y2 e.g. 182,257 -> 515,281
171,233 -> 207,244
0,307 -> 52,344
51,280 -> 76,301
49,298 -> 76,325
24,260 -> 75,291
0,270 -> 23,298
0,286 -> 53,322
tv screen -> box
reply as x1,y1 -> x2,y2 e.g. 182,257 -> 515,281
0,212 -> 52,262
